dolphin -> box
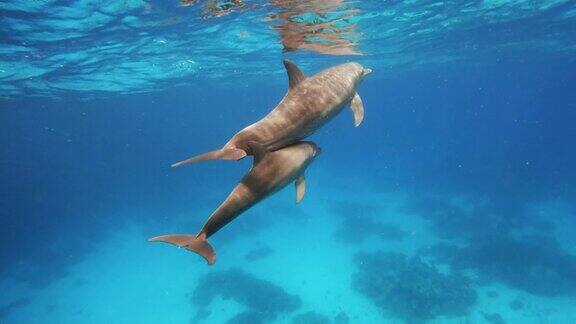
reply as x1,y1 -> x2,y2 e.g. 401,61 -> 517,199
149,141 -> 320,265
171,60 -> 371,167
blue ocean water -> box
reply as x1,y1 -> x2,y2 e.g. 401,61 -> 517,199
1,1 -> 576,323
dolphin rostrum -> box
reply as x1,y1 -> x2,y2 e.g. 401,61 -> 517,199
171,60 -> 370,167
149,141 -> 320,265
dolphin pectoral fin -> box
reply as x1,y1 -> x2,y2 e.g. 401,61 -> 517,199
171,148 -> 247,167
295,174 -> 306,203
148,233 -> 216,265
283,60 -> 306,89
350,92 -> 364,127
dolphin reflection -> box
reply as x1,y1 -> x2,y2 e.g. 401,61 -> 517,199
179,0 -> 361,55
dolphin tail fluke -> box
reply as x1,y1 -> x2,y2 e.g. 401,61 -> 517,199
148,233 -> 216,265
171,148 -> 247,167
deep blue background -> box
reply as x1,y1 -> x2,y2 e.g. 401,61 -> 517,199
1,58 -> 575,286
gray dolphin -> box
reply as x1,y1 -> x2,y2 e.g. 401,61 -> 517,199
171,60 -> 371,167
149,141 -> 320,265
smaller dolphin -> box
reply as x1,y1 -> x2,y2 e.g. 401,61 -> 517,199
149,141 -> 320,265
171,60 -> 371,167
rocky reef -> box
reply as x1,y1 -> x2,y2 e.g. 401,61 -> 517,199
191,268 -> 301,323
353,251 -> 477,323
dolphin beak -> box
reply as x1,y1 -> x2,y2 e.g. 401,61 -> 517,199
314,147 -> 322,157
362,68 -> 372,76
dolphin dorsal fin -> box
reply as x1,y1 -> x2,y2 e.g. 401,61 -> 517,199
247,141 -> 269,164
283,60 -> 306,89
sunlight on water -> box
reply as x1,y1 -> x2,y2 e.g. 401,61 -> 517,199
1,0 -> 575,98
